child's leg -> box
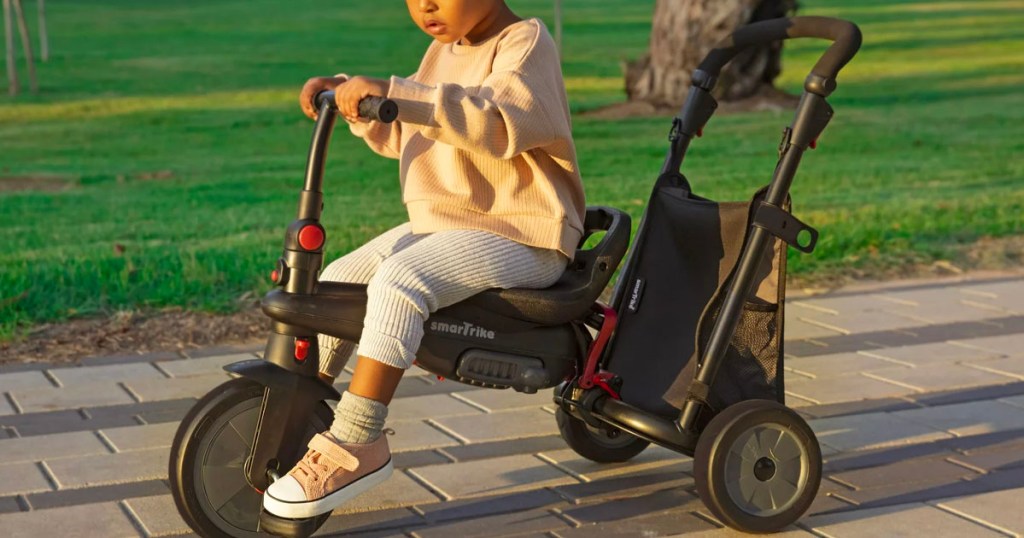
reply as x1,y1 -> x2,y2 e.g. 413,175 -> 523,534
329,229 -> 567,443
314,222 -> 425,380
264,229 -> 567,518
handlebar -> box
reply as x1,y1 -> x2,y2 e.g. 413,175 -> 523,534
314,91 -> 399,123
694,16 -> 862,96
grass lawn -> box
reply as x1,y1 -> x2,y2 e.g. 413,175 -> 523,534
1,0 -> 1022,340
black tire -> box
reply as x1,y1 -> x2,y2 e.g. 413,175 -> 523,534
556,407 -> 650,463
693,399 -> 822,534
169,378 -> 334,537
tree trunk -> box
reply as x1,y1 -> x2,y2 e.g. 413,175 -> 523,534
626,0 -> 796,107
3,0 -> 17,95
11,0 -> 35,93
38,0 -> 47,61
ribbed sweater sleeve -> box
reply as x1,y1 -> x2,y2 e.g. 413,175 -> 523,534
385,27 -> 562,160
349,119 -> 402,159
349,71 -> 419,159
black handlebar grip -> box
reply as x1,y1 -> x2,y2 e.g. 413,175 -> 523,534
696,16 -> 861,96
313,91 -> 399,123
357,96 -> 399,123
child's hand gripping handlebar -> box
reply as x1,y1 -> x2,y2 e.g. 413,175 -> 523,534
314,91 -> 399,123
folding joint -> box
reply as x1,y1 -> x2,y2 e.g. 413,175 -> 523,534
753,202 -> 819,254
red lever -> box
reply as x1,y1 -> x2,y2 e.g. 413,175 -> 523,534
809,139 -> 818,149
294,339 -> 310,361
696,127 -> 703,138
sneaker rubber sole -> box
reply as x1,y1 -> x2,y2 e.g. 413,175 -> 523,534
262,459 -> 394,519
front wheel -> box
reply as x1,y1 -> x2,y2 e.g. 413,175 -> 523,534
693,399 -> 822,533
169,378 -> 333,537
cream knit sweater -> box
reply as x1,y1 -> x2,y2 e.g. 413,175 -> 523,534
349,18 -> 585,259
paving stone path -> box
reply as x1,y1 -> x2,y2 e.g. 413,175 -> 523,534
2,275 -> 1023,537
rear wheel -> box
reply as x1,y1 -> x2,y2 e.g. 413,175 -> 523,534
169,378 -> 333,537
556,407 -> 650,463
693,399 -> 821,533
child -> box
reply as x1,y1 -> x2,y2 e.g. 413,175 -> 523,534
263,0 -> 585,519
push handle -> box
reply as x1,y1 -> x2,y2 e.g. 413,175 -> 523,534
314,91 -> 399,123
695,16 -> 862,96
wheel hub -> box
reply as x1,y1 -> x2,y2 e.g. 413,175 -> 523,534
753,457 -> 776,481
723,424 -> 809,517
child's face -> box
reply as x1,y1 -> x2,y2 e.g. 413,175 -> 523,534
405,0 -> 503,44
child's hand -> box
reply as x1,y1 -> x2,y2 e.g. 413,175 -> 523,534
300,75 -> 348,120
334,76 -> 391,123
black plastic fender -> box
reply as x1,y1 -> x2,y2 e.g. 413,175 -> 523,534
223,359 -> 341,402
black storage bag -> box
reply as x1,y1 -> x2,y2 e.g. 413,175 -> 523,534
605,173 -> 786,419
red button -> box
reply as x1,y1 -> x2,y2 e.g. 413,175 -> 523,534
298,225 -> 324,251
271,270 -> 279,282
809,139 -> 818,149
295,339 -> 310,361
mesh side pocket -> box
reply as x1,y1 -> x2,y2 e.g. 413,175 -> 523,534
683,298 -> 783,413
709,302 -> 782,409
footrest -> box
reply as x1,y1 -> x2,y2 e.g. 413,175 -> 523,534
752,201 -> 818,254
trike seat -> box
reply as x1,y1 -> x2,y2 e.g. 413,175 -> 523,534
460,206 -> 630,325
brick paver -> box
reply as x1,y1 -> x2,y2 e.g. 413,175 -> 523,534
48,362 -> 165,386
122,494 -> 190,537
0,430 -> 111,463
387,420 -> 462,453
538,446 -> 690,482
122,371 -> 232,401
409,454 -> 580,499
809,410 -> 953,452
10,382 -> 136,413
861,341 -> 1006,366
803,502 -> 1007,536
0,502 -> 140,537
1,274 -> 1023,536
891,399 -> 1024,436
934,486 -> 1024,536
0,462 -> 52,496
45,447 -> 167,488
430,407 -> 559,443
100,422 -> 180,452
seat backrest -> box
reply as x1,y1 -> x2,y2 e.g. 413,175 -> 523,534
561,206 -> 632,297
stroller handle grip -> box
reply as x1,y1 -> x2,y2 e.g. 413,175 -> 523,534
695,16 -> 862,96
314,91 -> 399,123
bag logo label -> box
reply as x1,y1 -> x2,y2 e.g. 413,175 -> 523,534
627,277 -> 645,312
429,320 -> 496,340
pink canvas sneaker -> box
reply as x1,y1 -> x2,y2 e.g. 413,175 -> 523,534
262,432 -> 393,519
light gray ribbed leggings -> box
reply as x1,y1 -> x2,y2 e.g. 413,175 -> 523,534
317,222 -> 568,374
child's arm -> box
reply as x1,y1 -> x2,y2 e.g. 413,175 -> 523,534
386,27 -> 564,160
340,73 -> 418,160
348,108 -> 403,160
388,75 -> 556,160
